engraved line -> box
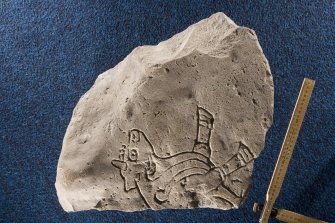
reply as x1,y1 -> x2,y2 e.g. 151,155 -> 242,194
150,158 -> 210,181
213,195 -> 235,207
129,129 -> 210,160
172,167 -> 209,183
155,167 -> 208,202
135,180 -> 152,209
158,151 -> 209,160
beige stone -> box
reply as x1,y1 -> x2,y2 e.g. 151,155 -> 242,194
55,12 -> 273,212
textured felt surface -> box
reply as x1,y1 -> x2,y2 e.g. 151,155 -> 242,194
0,1 -> 334,222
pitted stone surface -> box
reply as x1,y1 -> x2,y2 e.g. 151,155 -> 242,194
55,12 -> 273,212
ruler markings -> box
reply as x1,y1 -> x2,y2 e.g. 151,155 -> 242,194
259,78 -> 315,223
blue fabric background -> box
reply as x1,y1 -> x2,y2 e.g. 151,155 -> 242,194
1,1 -> 334,222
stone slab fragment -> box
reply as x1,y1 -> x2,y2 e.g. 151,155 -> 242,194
55,12 -> 274,212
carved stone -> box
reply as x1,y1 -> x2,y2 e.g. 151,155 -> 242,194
55,12 -> 274,212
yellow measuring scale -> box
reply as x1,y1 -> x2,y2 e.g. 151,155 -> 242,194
254,78 -> 328,223
254,203 -> 328,223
